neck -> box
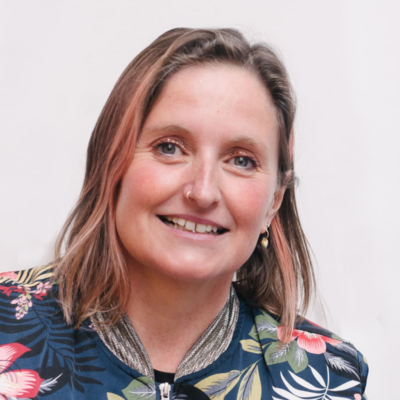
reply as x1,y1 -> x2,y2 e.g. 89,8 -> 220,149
125,265 -> 233,373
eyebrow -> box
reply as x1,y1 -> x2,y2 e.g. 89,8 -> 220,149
142,124 -> 269,152
141,124 -> 195,137
228,135 -> 265,149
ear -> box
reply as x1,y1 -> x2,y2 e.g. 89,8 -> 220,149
261,131 -> 293,233
264,187 -> 286,227
261,174 -> 290,233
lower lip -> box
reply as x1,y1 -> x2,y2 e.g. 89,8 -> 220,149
158,218 -> 227,241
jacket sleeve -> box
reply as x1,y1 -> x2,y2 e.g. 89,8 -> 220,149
357,349 -> 369,399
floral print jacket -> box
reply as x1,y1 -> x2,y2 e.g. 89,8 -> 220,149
0,265 -> 368,400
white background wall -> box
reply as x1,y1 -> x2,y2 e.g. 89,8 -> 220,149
1,1 -> 399,397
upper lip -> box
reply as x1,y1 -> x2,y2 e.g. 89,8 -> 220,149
159,214 -> 228,230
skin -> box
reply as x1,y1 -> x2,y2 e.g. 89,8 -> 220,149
116,65 -> 285,372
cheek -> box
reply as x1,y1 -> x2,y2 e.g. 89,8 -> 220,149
118,160 -> 178,211
226,178 -> 275,231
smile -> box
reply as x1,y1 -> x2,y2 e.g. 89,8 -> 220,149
158,216 -> 228,235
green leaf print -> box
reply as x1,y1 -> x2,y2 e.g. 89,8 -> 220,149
263,341 -> 296,366
259,310 -> 279,326
248,325 -> 259,341
240,339 -> 262,354
287,342 -> 308,373
122,376 -> 156,400
195,370 -> 241,400
237,363 -> 261,400
254,312 -> 279,341
107,394 -> 125,400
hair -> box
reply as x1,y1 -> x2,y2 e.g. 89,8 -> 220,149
54,27 -> 315,342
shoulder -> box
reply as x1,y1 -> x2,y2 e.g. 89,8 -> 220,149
0,263 -> 56,288
0,263 -> 58,319
0,264 -> 107,399
248,306 -> 369,399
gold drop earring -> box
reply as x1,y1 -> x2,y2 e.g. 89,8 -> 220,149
260,225 -> 269,249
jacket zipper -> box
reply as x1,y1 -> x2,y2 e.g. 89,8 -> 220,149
159,382 -> 171,400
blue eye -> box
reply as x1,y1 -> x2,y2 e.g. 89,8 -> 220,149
154,139 -> 186,158
234,156 -> 250,167
159,143 -> 177,154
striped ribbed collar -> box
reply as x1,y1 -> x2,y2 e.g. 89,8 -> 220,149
93,286 -> 240,381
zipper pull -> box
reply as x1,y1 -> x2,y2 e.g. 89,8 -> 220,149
159,382 -> 171,400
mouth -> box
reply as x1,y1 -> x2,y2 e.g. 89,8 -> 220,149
158,215 -> 228,235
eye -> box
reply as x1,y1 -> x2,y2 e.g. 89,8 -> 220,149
234,156 -> 251,168
227,151 -> 258,171
159,142 -> 177,155
153,138 -> 186,158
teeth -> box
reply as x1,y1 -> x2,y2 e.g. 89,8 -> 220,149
195,223 -> 207,233
178,218 -> 186,227
185,220 -> 196,231
163,216 -> 221,234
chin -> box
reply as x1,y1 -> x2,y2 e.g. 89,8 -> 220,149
125,248 -> 238,284
155,260 -> 231,283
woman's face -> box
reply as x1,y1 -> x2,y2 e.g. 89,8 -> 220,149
116,65 -> 284,282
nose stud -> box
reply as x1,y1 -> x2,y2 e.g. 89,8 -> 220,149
186,190 -> 193,201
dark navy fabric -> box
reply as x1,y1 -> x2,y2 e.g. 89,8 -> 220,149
0,265 -> 368,399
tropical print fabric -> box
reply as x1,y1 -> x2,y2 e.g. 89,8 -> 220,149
0,265 -> 368,400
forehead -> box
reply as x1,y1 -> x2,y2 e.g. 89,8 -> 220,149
157,64 -> 275,114
142,64 -> 279,152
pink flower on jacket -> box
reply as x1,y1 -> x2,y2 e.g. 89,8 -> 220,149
11,294 -> 33,320
31,281 -> 53,299
278,326 -> 342,354
0,343 -> 43,399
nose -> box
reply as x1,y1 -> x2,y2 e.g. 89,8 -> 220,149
185,159 -> 221,208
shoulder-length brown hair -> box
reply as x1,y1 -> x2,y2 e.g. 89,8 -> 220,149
54,28 -> 314,342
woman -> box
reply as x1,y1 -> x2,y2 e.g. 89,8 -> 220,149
0,28 -> 368,400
